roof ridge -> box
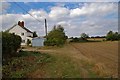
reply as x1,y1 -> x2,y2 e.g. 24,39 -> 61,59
6,24 -> 33,33
21,26 -> 33,33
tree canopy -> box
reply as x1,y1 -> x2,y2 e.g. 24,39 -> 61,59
106,31 -> 120,41
80,33 -> 89,40
44,25 -> 67,46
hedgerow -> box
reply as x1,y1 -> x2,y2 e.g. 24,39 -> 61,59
2,32 -> 21,61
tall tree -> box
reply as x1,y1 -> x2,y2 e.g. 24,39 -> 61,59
44,25 -> 67,46
106,31 -> 114,41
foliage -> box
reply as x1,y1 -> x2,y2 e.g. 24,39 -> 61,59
2,51 -> 53,78
44,25 -> 67,46
70,37 -> 88,43
80,33 -> 89,40
70,37 -> 80,42
106,31 -> 120,41
33,31 -> 38,38
69,33 -> 89,43
90,36 -> 106,38
2,32 -> 22,61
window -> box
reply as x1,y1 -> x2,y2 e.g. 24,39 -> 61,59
21,33 -> 24,36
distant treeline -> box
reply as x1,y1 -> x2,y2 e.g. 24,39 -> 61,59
90,36 -> 106,38
45,24 -> 120,45
69,31 -> 120,42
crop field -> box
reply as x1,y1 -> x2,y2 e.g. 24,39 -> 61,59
3,41 -> 118,78
69,41 -> 118,77
87,38 -> 106,41
26,41 -> 118,78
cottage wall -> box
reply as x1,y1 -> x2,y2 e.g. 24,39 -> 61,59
9,25 -> 32,45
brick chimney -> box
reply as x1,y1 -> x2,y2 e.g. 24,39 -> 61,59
21,21 -> 24,27
18,21 -> 20,26
18,21 -> 24,27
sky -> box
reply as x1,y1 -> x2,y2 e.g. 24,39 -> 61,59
1,1 -> 118,37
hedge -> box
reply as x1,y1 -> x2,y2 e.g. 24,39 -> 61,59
2,32 -> 22,59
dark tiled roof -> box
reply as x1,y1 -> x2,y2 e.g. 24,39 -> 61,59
22,26 -> 33,33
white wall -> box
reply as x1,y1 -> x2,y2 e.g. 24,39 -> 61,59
9,25 -> 33,45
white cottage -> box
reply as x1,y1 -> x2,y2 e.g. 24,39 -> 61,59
7,21 -> 33,45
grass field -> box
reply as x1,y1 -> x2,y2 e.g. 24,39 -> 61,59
3,41 -> 118,78
87,38 -> 106,41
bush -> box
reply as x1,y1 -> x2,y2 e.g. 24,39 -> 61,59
44,38 -> 65,46
70,37 -> 80,42
44,25 -> 67,46
70,37 -> 88,43
106,31 -> 120,41
2,32 -> 22,60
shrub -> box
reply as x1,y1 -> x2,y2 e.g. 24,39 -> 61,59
106,31 -> 120,41
70,37 -> 88,43
70,37 -> 80,42
2,32 -> 22,60
44,25 -> 67,46
44,38 -> 65,46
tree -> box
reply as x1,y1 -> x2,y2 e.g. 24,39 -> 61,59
57,25 -> 64,32
106,31 -> 115,41
80,33 -> 89,40
114,32 -> 119,40
44,25 -> 67,46
106,31 -> 120,41
33,31 -> 38,38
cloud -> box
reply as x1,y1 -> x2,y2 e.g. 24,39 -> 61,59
29,9 -> 48,20
49,6 -> 70,21
70,3 -> 117,18
1,2 -> 118,37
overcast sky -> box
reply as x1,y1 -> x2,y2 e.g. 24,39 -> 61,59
1,1 -> 118,37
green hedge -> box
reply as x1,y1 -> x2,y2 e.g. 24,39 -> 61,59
2,32 -> 22,59
44,38 -> 65,46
